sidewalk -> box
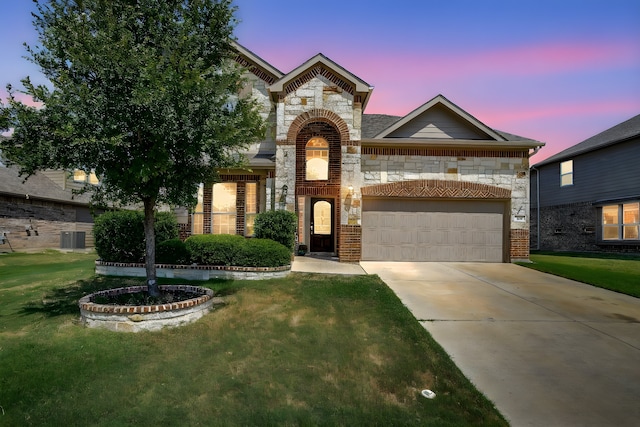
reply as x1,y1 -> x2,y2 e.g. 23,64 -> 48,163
291,255 -> 366,275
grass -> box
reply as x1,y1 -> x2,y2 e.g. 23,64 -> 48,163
0,250 -> 506,426
518,251 -> 640,298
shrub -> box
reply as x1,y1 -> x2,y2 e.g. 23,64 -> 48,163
185,234 -> 245,266
254,210 -> 297,251
93,210 -> 179,262
156,239 -> 190,265
155,211 -> 180,243
237,238 -> 291,267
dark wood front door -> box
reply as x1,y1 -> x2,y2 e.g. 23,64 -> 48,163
310,198 -> 334,252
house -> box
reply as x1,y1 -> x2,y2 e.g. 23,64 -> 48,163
179,43 -> 544,263
530,114 -> 640,253
0,164 -> 96,251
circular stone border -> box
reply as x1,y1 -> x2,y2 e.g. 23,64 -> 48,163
79,285 -> 217,332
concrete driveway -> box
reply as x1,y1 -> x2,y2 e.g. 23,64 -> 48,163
360,262 -> 640,427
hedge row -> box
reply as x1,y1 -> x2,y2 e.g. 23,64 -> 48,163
94,209 -> 296,268
184,235 -> 291,267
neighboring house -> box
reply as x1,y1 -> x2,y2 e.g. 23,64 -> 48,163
0,165 -> 96,251
530,114 -> 640,253
180,43 -> 543,262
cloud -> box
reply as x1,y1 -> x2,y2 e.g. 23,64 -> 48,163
0,89 -> 43,108
476,99 -> 640,128
345,40 -> 639,84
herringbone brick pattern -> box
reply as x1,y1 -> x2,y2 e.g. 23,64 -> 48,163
361,179 -> 511,199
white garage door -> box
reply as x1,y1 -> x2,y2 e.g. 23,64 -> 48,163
361,199 -> 506,262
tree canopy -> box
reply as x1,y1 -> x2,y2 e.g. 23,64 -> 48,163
1,0 -> 265,293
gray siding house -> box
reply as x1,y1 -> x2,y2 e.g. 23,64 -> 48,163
530,114 -> 640,253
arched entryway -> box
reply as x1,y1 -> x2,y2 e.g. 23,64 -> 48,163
287,110 -> 348,255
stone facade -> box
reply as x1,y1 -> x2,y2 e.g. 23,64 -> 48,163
180,43 -> 543,262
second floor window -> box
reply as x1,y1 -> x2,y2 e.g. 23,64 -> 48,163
306,137 -> 329,180
560,160 -> 573,187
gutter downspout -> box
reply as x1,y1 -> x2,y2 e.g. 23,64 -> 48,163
530,146 -> 542,251
530,165 -> 541,251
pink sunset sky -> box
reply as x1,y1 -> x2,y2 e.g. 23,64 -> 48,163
2,0 -> 639,163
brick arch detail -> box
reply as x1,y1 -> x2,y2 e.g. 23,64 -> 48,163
286,109 -> 351,145
361,180 -> 511,199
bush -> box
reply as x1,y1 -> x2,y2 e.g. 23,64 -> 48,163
155,211 -> 180,243
237,238 -> 292,267
253,210 -> 297,251
185,234 -> 245,266
184,235 -> 291,267
93,210 -> 179,262
156,239 -> 190,265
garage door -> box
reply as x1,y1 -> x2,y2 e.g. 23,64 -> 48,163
361,199 -> 506,262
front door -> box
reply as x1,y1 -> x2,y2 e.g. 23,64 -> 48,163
310,198 -> 334,252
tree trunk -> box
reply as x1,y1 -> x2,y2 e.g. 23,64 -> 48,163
143,196 -> 160,297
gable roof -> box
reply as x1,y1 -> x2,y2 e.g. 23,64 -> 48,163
534,114 -> 640,167
268,53 -> 373,109
0,166 -> 91,206
362,114 -> 402,138
232,41 -> 284,85
373,94 -> 506,141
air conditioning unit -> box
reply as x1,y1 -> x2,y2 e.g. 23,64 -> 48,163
60,231 -> 86,249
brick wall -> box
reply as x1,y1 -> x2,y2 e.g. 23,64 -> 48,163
338,225 -> 361,262
510,229 -> 530,260
533,202 -> 600,252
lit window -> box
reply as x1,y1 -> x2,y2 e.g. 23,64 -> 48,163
88,172 -> 99,185
623,203 -> 639,240
602,205 -> 619,240
73,170 -> 87,182
212,183 -> 237,234
306,137 -> 329,180
245,183 -> 257,236
313,200 -> 332,235
192,183 -> 204,235
602,202 -> 639,241
73,169 -> 100,185
560,160 -> 573,186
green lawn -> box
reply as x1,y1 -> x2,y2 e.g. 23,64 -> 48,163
519,252 -> 640,298
0,251 -> 506,426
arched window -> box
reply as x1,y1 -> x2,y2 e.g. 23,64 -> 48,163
305,137 -> 329,180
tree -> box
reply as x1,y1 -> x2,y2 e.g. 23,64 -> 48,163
0,0 -> 264,296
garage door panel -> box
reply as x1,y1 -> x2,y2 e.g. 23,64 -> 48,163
362,199 -> 505,262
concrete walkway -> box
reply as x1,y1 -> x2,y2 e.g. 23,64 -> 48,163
291,255 -> 366,275
360,262 -> 640,427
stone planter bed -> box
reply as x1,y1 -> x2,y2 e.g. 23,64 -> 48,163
95,260 -> 291,281
79,284 -> 218,332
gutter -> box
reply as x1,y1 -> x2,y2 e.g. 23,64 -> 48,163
530,165 -> 540,251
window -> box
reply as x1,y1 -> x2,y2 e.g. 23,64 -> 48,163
560,160 -> 573,186
313,200 -> 332,235
212,183 -> 237,234
306,137 -> 329,180
602,202 -> 639,241
245,183 -> 257,236
73,169 -> 100,185
192,183 -> 204,235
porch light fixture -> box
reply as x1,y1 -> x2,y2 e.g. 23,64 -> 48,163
348,185 -> 354,195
